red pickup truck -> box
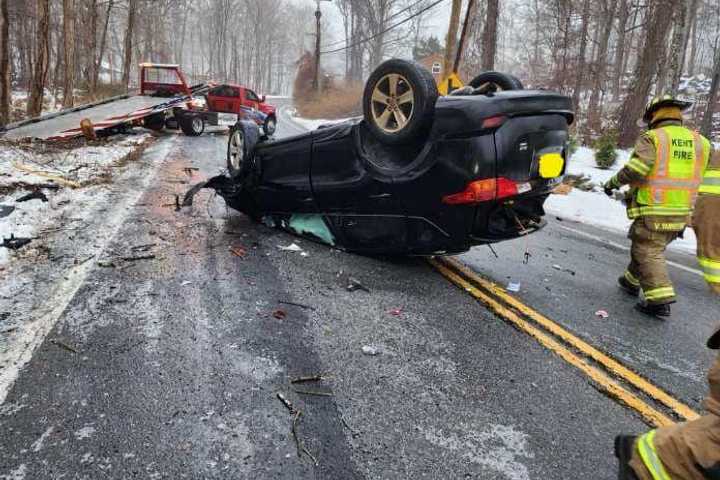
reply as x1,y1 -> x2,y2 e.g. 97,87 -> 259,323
206,84 -> 277,135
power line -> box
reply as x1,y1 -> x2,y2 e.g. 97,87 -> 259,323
320,0 -> 448,55
320,0 -> 442,50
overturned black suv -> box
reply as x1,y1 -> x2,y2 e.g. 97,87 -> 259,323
195,59 -> 573,255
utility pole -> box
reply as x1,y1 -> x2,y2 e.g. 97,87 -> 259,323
313,0 -> 331,93
443,0 -> 463,77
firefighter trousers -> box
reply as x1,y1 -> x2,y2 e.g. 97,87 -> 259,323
630,354 -> 720,480
625,219 -> 681,305
694,195 -> 720,295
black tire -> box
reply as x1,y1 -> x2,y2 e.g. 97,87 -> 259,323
180,114 -> 205,136
362,58 -> 438,145
144,113 -> 166,131
468,72 -> 524,91
263,115 -> 277,136
226,126 -> 247,178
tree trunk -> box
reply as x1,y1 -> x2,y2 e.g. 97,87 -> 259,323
62,0 -> 76,108
701,43 -> 720,138
92,0 -> 114,93
27,0 -> 50,117
122,0 -> 137,91
617,1 -> 674,147
667,0 -> 688,94
612,0 -> 630,101
480,0 -> 499,70
687,0 -> 699,76
571,0 -> 591,112
586,0 -> 618,138
0,0 -> 9,125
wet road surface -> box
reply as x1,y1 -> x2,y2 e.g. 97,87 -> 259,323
0,103 -> 714,479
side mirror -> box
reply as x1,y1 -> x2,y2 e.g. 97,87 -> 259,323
261,95 -> 266,103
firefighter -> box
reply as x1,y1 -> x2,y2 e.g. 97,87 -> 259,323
603,95 -> 712,316
694,150 -> 720,295
615,326 -> 720,479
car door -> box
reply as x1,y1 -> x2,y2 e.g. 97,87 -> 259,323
244,89 -> 261,111
310,124 -> 409,253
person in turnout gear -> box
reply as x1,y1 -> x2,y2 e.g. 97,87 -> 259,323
694,149 -> 720,295
615,325 -> 720,479
603,94 -> 712,317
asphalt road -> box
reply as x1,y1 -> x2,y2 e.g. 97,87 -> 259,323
0,102 -> 713,479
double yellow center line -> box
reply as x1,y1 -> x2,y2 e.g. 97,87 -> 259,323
429,256 -> 699,427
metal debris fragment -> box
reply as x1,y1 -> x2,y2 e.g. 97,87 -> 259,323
1,234 -> 32,250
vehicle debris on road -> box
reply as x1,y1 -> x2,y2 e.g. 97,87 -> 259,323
552,264 -> 576,275
1,234 -> 32,250
595,310 -> 610,319
16,190 -> 49,203
361,345 -> 380,356
272,309 -> 287,320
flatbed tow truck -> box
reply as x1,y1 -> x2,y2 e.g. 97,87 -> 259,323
0,63 -> 247,141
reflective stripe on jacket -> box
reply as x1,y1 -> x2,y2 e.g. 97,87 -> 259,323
700,169 -> 720,196
628,126 -> 710,219
637,430 -> 672,480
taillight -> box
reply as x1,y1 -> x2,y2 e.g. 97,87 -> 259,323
481,115 -> 506,129
442,177 -> 519,205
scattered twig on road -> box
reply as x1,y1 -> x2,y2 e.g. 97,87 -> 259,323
293,389 -> 333,397
290,375 -> 324,384
121,254 -> 156,262
278,300 -> 315,311
276,392 -> 296,414
74,254 -> 95,266
229,246 -> 247,258
131,243 -> 156,251
340,416 -> 359,436
50,338 -> 79,354
291,411 -> 303,457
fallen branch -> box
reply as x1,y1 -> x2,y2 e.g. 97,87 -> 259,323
50,338 -> 78,354
121,254 -> 156,262
278,300 -> 315,311
293,389 -> 333,397
290,375 -> 323,384
276,392 -> 296,414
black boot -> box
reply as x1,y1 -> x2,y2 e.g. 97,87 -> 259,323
635,302 -> 671,317
614,435 -> 639,480
618,276 -> 640,296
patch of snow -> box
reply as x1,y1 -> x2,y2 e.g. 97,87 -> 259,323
424,423 -> 533,480
290,109 -> 354,131
74,425 -> 96,440
0,463 -> 26,480
31,426 -> 54,452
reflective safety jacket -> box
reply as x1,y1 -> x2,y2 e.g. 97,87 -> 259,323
700,150 -> 720,197
609,121 -> 711,227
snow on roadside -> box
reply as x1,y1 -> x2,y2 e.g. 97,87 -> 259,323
547,146 -> 698,254
0,133 -> 154,266
290,109 -> 355,131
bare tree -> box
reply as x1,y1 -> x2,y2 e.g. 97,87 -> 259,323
27,0 -> 50,117
701,41 -> 720,138
62,0 -> 76,107
616,0 -> 674,147
122,0 -> 137,91
586,0 -> 617,137
0,0 -> 9,125
480,0 -> 499,70
666,0 -> 688,94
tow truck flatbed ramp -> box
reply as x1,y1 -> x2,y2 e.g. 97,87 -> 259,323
1,94 -> 190,141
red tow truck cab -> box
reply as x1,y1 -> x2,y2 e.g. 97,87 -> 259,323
206,84 -> 277,135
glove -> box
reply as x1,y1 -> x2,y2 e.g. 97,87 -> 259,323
603,177 -> 619,197
603,182 -> 615,197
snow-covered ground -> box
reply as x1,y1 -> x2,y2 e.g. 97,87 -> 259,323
290,108 -> 355,131
0,133 -> 154,266
546,146 -> 698,253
